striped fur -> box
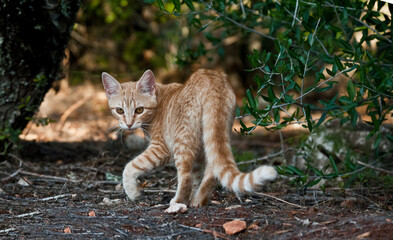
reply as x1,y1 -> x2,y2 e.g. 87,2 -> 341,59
102,69 -> 277,207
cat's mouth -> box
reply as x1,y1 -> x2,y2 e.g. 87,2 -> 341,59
121,123 -> 140,131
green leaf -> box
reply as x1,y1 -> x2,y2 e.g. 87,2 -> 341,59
350,109 -> 358,127
157,0 -> 165,10
235,106 -> 241,117
373,133 -> 382,149
324,173 -> 337,179
334,56 -> 344,71
173,0 -> 181,11
267,86 -> 276,100
342,8 -> 348,25
320,54 -> 334,64
346,80 -> 355,100
307,32 -> 315,46
304,178 -> 322,188
386,134 -> 393,143
329,156 -> 339,176
338,39 -> 353,53
184,0 -> 195,11
326,68 -> 336,77
105,173 -> 122,182
304,105 -> 313,132
287,166 -> 305,176
246,89 -> 256,109
315,112 -> 327,128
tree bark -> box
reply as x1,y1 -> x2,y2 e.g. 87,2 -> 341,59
0,0 -> 81,156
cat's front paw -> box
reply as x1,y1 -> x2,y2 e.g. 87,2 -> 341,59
165,202 -> 188,214
122,178 -> 141,200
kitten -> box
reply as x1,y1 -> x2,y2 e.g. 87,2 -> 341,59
102,69 -> 277,213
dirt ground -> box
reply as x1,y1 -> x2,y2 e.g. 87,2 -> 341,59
1,82 -> 393,239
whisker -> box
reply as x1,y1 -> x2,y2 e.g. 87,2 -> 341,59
107,124 -> 121,134
119,129 -> 126,149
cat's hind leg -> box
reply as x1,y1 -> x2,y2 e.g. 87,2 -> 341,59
123,140 -> 169,200
191,153 -> 205,192
191,164 -> 216,207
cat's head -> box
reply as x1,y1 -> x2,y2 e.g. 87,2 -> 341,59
102,70 -> 157,130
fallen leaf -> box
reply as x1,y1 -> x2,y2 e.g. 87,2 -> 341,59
294,217 -> 319,226
356,232 -> 370,239
140,181 -> 148,188
115,183 -> 123,192
88,210 -> 96,217
64,227 -> 71,233
247,221 -> 260,230
340,199 -> 355,209
223,219 -> 246,235
195,223 -> 202,228
17,178 -> 30,186
386,218 -> 392,222
225,205 -> 241,210
274,229 -> 290,234
320,219 -> 338,225
101,197 -> 122,205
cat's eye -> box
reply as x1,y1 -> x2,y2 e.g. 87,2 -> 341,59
116,107 -> 124,114
135,107 -> 144,114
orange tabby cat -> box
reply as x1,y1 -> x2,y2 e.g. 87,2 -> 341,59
102,69 -> 277,212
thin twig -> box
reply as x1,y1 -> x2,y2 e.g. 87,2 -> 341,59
2,155 -> 22,182
301,18 -> 320,107
356,161 -> 393,175
15,211 -> 41,218
332,2 -> 350,42
93,180 -> 121,185
1,169 -> 21,182
239,0 -> 246,19
278,130 -> 286,165
274,66 -> 356,109
57,95 -> 92,131
254,192 -> 306,208
276,0 -> 302,23
349,14 -> 392,43
7,154 -> 24,166
19,170 -> 81,183
178,224 -> 228,239
199,0 -> 276,41
237,148 -> 294,166
0,228 -> 17,234
39,194 -> 77,201
143,189 -> 176,193
292,0 -> 300,27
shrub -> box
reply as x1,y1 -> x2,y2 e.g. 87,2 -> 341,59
148,0 -> 393,188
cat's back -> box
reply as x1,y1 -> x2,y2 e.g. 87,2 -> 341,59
182,69 -> 234,98
186,69 -> 228,87
158,69 -> 235,112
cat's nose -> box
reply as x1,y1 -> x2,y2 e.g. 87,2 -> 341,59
126,124 -> 132,129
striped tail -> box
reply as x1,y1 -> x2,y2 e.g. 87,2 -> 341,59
202,74 -> 277,194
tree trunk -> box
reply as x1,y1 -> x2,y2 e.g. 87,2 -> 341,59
0,0 -> 81,156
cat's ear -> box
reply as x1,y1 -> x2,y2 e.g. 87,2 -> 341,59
136,70 -> 156,96
102,72 -> 121,98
